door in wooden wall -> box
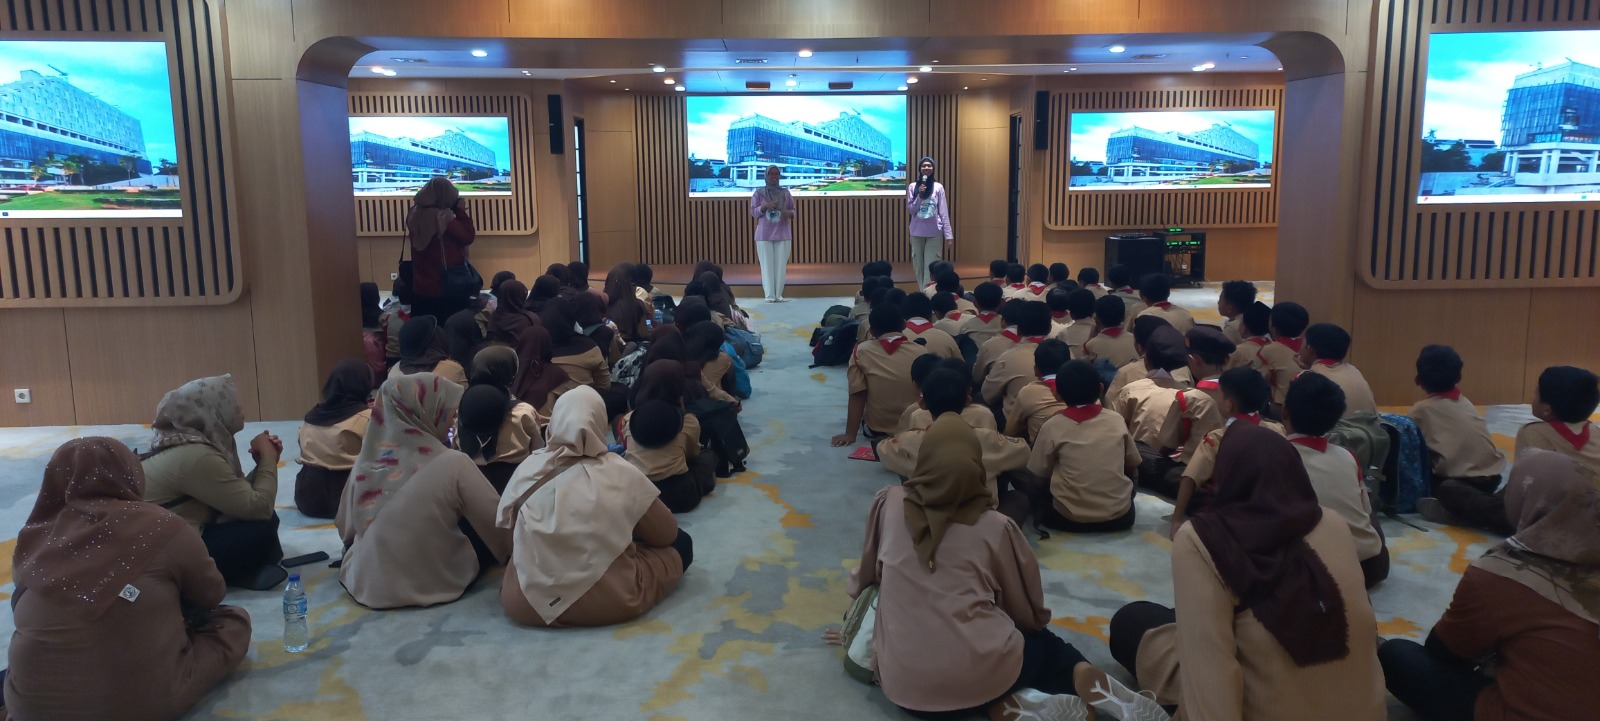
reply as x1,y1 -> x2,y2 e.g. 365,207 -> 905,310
574,118 -> 591,264
1007,113 -> 1024,262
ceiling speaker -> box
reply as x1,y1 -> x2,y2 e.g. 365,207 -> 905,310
828,81 -> 854,90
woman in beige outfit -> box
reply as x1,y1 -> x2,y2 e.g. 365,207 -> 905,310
6,438 -> 250,721
499,386 -> 692,628
337,373 -> 512,610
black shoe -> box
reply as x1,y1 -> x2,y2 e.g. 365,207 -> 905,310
233,564 -> 288,591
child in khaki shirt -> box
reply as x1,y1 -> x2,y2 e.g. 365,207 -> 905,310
1104,315 -> 1175,404
1106,264 -> 1148,319
1283,373 -> 1389,589
1134,273 -> 1195,335
1110,326 -> 1193,497
981,302 -> 1055,421
1046,286 -> 1075,338
972,298 -> 1028,384
1052,288 -> 1098,360
1155,327 -> 1234,472
834,304 -> 931,447
897,356 -> 997,433
1077,267 -> 1108,299
1082,295 -> 1137,370
878,367 -> 1030,521
899,293 -> 962,361
1019,264 -> 1051,301
1022,360 -> 1142,532
1217,280 -> 1257,345
1300,323 -> 1378,418
1410,345 -> 1508,533
1000,263 -> 1028,299
1226,300 -> 1272,371
1513,365 -> 1600,472
1004,341 -> 1071,444
957,282 -> 1006,346
1259,301 -> 1310,405
1170,368 -> 1285,535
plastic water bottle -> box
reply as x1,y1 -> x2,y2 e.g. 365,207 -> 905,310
282,574 -> 308,653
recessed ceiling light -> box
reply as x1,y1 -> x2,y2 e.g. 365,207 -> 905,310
1069,67 -> 1078,72
1277,67 -> 1284,71
963,86 -> 969,90
652,65 -> 665,73
797,49 -> 813,58
931,60 -> 940,63
785,79 -> 797,87
664,78 -> 675,85
906,77 -> 918,84
470,49 -> 488,58
370,66 -> 387,74
1201,62 -> 1215,69
381,69 -> 397,77
624,88 -> 630,91
1109,45 -> 1126,53
609,79 -> 616,83
1192,65 -> 1207,72
980,77 -> 987,81
675,86 -> 685,92
521,70 -> 531,76
919,65 -> 932,73
897,85 -> 908,91
1239,55 -> 1250,59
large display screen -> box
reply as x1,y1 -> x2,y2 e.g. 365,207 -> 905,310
0,41 -> 181,219
686,95 -> 908,197
1069,110 -> 1276,190
349,116 -> 513,196
1419,30 -> 1600,204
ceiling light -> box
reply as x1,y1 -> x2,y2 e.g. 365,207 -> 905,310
785,79 -> 797,87
897,85 -> 908,91
980,77 -> 987,81
370,66 -> 387,74
381,69 -> 397,77
1277,66 -> 1284,71
1192,65 -> 1207,72
675,86 -> 685,92
798,49 -> 813,58
1201,62 -> 1215,69
1069,67 -> 1078,72
624,88 -> 631,91
931,60 -> 940,63
470,49 -> 488,58
919,65 -> 932,73
963,86 -> 969,90
521,70 -> 531,76
906,77 -> 918,84
664,78 -> 675,85
652,65 -> 665,73
1239,55 -> 1250,59
609,79 -> 616,83
1109,45 -> 1126,53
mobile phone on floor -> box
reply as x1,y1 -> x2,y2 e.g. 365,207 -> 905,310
281,551 -> 330,568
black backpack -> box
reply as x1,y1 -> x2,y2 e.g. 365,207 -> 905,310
810,320 -> 861,368
688,397 -> 749,478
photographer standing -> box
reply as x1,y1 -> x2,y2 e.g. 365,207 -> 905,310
406,176 -> 477,322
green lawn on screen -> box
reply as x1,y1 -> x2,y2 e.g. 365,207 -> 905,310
1174,176 -> 1267,186
0,191 -> 181,211
811,179 -> 904,192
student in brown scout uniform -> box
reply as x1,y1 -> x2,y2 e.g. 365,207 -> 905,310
1409,345 -> 1510,532
833,304 -> 932,447
1020,360 -> 1142,533
1169,368 -> 1285,536
1000,263 -> 1029,299
1045,286 -> 1075,338
1104,315 -> 1175,409
858,286 -> 908,345
1020,264 -> 1051,301
1226,300 -> 1273,371
1282,373 -> 1389,589
456,382 -> 543,495
957,281 -> 1007,346
1217,280 -> 1257,345
1081,295 -> 1137,369
1259,301 -> 1310,406
1299,323 -> 1378,418
921,260 -> 955,297
1110,326 -> 1193,498
295,358 -> 375,519
900,293 -> 962,361
972,298 -> 1029,385
1513,365 -> 1600,472
1153,328 -> 1233,487
1105,264 -> 1148,319
932,270 -> 977,313
1077,267 -> 1108,299
986,259 -> 1009,287
1134,274 -> 1195,334
1003,340 -> 1072,444
982,302 -> 1056,423
1052,288 -> 1098,360
931,293 -> 968,339
898,357 -> 997,434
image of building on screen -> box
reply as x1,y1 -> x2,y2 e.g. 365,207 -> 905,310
1068,110 -> 1275,190
686,95 -> 908,195
349,123 -> 510,195
723,111 -> 898,189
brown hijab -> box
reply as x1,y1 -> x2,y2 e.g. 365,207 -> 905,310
697,270 -> 737,319
1190,422 -> 1349,667
305,358 -> 375,426
902,414 -> 991,572
488,279 -> 541,344
511,324 -> 569,409
1475,450 -> 1600,633
16,438 -> 185,616
398,316 -> 449,374
406,177 -> 458,252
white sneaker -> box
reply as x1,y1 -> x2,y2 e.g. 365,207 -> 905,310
988,688 -> 1094,721
764,297 -> 778,303
1074,665 -> 1169,721
774,296 -> 789,303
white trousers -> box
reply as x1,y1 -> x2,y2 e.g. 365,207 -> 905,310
909,235 -> 944,287
756,239 -> 791,300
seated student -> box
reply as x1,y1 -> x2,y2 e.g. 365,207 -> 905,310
434,309 -> 482,386
923,260 -> 955,296
632,263 -> 661,304
684,320 -> 741,406
1004,340 -> 1072,443
851,275 -> 893,322
1105,315 -> 1175,403
1077,266 -> 1107,298
833,305 -> 931,447
1135,274 -> 1195,334
390,315 -> 450,380
933,270 -> 976,313
379,274 -> 413,369
900,293 -> 962,360
930,292 -> 967,338
957,281 -> 1007,345
338,374 -> 510,609
295,358 -> 375,519
497,325 -> 569,418
898,356 -> 998,433
1021,263 -> 1051,300
982,302 -> 1055,421
973,298 -> 1029,385
1052,288 -> 1098,359
847,415 -> 1142,721
674,295 -> 713,332
878,368 -> 1031,521
575,291 -> 625,365
544,262 -> 576,294
141,375 -> 285,591
527,274 -> 564,315
1045,287 -> 1074,338
1105,423 -> 1383,721
1409,345 -> 1510,530
1260,301 -> 1311,405
457,382 -> 543,495
853,260 -> 893,304
487,279 -> 542,347
1217,280 -> 1257,344
1169,368 -> 1286,535
860,286 -> 910,344
605,263 -> 652,344
624,361 -> 719,512
987,258 -> 1010,287
1001,263 -> 1029,299
1106,264 -> 1148,318
1379,451 -> 1600,721
1048,262 -> 1071,287
1514,365 -> 1600,472
1111,326 -> 1194,497
499,386 -> 691,628
1227,300 -> 1273,370
361,282 -> 386,377
544,298 -> 623,414
1300,323 -> 1377,417
5,438 -> 252,721
1152,327 -> 1233,484
1283,373 -> 1389,589
567,260 -> 606,302
1020,359 -> 1142,533
1081,295 -> 1138,370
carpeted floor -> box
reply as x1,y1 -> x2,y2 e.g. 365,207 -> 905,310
0,286 -> 1544,720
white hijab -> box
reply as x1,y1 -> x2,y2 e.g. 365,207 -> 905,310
497,385 -> 659,623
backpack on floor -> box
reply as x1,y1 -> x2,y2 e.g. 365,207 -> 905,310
724,326 -> 764,369
810,320 -> 860,368
719,344 -> 754,400
841,584 -> 880,685
955,334 -> 980,369
1328,411 -> 1393,498
820,304 -> 852,328
688,397 -> 749,477
1378,413 -> 1431,514
611,342 -> 650,389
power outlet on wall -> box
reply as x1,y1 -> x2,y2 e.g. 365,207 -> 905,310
390,273 -> 399,281
13,389 -> 31,404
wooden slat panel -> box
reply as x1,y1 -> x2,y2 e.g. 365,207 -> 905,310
0,0 -> 244,307
1360,0 -> 1600,288
349,93 -> 538,236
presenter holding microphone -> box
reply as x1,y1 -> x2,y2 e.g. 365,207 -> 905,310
906,157 -> 952,288
751,165 -> 797,303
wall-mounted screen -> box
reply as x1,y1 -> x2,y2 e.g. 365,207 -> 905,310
1068,110 -> 1276,190
349,116 -> 513,196
1419,30 -> 1600,205
0,41 -> 181,219
686,95 -> 908,197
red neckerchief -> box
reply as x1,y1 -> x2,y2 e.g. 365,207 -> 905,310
1115,287 -> 1134,294
1431,388 -> 1462,401
1244,336 -> 1269,347
1028,282 -> 1048,293
1021,335 -> 1046,344
1040,375 -> 1058,394
1196,377 -> 1221,391
924,281 -> 936,290
1233,412 -> 1263,426
1552,422 -> 1592,451
879,335 -> 908,355
1092,283 -> 1107,291
976,311 -> 998,323
990,277 -> 1006,285
944,311 -> 964,321
1060,403 -> 1102,423
905,318 -> 933,334
1051,310 -> 1069,320
1276,337 -> 1304,353
1008,282 -> 1027,290
1000,328 -> 1021,343
1099,326 -> 1124,338
1314,359 -> 1340,367
1289,435 -> 1329,452
1153,301 -> 1173,309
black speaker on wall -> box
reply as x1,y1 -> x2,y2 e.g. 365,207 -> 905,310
1033,91 -> 1050,150
547,94 -> 564,154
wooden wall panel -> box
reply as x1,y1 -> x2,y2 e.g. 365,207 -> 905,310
0,0 -> 244,308
1041,87 -> 1283,230
1361,0 -> 1600,288
627,94 -> 959,267
349,93 -> 538,236
0,309 -> 73,426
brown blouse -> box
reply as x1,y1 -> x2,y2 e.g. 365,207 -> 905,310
500,499 -> 684,627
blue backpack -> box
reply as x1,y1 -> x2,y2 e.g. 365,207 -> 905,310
720,342 -> 753,399
723,326 -> 764,369
1379,413 -> 1431,514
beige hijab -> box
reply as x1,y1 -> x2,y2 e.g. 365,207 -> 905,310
345,373 -> 464,534
150,374 -> 244,476
902,413 -> 990,571
406,176 -> 459,252
1474,449 -> 1600,634
497,385 -> 659,624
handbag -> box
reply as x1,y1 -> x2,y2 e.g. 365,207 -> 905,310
399,205 -> 481,298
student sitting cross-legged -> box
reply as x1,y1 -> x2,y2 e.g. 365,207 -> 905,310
1283,373 -> 1390,589
1051,288 -> 1097,360
897,356 -> 996,434
1151,327 -> 1234,489
1226,300 -> 1273,371
1106,264 -> 1147,319
981,301 -> 1056,423
900,292 -> 962,360
972,298 -> 1029,385
1409,345 -> 1510,532
833,304 -> 931,447
1169,367 -> 1286,536
620,360 -> 720,513
1514,365 -> 1600,472
1018,360 -> 1142,533
1020,263 -> 1051,300
1077,266 -> 1107,298
1135,273 -> 1195,334
1000,263 -> 1029,299
1104,315 -> 1174,403
1216,279 -> 1257,344
1080,295 -> 1137,373
1003,340 -> 1071,444
1299,323 -> 1377,418
295,358 -> 375,519
930,292 -> 967,339
957,281 -> 1007,346
1110,325 -> 1194,497
1259,301 -> 1310,406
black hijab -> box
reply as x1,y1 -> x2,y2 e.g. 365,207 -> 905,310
360,282 -> 382,329
304,358 -> 375,426
457,384 -> 513,461
445,309 -> 485,367
490,270 -> 517,297
488,279 -> 541,345
542,298 -> 598,358
528,275 -> 563,315
398,315 -> 449,373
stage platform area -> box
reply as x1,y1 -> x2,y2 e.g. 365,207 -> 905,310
631,263 -> 992,299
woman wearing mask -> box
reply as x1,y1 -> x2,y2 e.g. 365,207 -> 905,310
750,165 -> 797,303
906,157 -> 953,289
405,177 -> 476,322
